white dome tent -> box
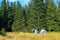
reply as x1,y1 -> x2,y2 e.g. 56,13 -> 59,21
32,29 -> 47,34
40,29 -> 47,34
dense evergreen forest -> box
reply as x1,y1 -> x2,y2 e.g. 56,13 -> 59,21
0,0 -> 60,33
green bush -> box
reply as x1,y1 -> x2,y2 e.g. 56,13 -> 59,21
0,28 -> 6,36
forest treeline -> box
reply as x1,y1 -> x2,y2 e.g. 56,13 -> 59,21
0,0 -> 60,32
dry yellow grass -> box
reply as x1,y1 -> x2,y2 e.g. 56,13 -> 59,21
0,32 -> 60,40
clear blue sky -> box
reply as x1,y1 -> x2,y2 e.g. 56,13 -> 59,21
0,0 -> 30,6
0,0 -> 59,6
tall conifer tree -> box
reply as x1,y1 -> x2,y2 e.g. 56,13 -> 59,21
12,1 -> 23,31
28,0 -> 47,30
1,0 -> 8,31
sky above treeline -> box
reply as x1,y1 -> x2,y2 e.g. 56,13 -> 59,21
0,0 -> 59,6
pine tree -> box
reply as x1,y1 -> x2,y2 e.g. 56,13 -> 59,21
0,0 -> 7,35
12,1 -> 23,32
28,0 -> 47,30
46,0 -> 59,31
22,6 -> 30,32
6,0 -> 14,31
55,0 -> 60,31
28,1 -> 36,32
0,7 -> 2,31
1,0 -> 8,31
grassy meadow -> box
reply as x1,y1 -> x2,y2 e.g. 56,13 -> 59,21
0,32 -> 60,40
